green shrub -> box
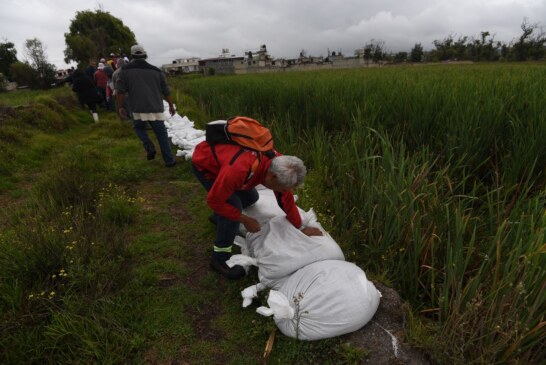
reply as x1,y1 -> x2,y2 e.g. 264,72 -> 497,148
97,184 -> 139,227
33,145 -> 108,209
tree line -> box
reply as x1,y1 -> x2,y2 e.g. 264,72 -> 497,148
360,19 -> 545,63
1,11 -> 545,90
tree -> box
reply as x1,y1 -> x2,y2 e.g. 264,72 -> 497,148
10,62 -> 37,87
453,36 -> 468,60
393,51 -> 408,63
371,40 -> 386,62
410,43 -> 424,62
432,35 -> 456,61
358,39 -> 385,64
513,18 -> 546,61
24,38 -> 56,89
64,9 -> 137,66
0,41 -> 18,80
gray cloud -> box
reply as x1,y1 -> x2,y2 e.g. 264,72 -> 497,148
0,0 -> 544,69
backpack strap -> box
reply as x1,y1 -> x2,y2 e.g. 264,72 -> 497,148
229,148 -> 246,165
209,143 -> 261,183
231,149 -> 262,183
229,148 -> 262,183
210,143 -> 220,165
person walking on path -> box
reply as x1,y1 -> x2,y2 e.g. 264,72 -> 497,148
94,63 -> 109,109
103,62 -> 115,111
112,58 -> 130,119
116,45 -> 177,167
85,61 -> 96,79
192,142 -> 322,280
72,69 -> 100,122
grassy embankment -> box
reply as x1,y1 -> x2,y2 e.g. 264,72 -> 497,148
174,63 -> 546,364
0,87 -> 367,364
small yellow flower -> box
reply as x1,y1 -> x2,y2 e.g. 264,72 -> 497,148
28,294 -> 34,299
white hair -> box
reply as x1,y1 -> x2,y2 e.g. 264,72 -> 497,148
269,156 -> 307,188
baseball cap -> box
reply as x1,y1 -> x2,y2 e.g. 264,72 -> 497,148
131,45 -> 147,57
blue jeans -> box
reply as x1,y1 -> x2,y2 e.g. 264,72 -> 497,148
132,119 -> 175,164
192,165 -> 259,258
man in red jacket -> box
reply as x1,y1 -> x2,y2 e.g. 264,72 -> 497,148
192,141 -> 322,279
93,63 -> 109,109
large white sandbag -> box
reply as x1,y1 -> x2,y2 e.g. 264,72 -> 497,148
257,260 -> 381,340
236,186 -> 321,257
241,186 -> 287,227
246,216 -> 345,288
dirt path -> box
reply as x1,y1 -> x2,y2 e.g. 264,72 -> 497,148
132,169 -> 255,364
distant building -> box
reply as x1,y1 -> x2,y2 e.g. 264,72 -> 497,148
162,44 -> 386,77
162,57 -> 200,75
55,69 -> 70,80
199,49 -> 244,75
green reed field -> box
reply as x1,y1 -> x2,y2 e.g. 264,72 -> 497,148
173,64 -> 546,364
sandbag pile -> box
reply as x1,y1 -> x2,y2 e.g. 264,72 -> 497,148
229,188 -> 382,341
163,112 -> 205,160
162,111 -> 381,341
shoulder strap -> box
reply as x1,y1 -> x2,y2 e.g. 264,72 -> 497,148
210,143 -> 220,164
229,148 -> 262,183
209,143 -> 262,183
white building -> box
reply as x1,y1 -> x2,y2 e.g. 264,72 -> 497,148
162,57 -> 200,75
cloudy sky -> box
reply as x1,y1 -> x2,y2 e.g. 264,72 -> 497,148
1,0 -> 545,69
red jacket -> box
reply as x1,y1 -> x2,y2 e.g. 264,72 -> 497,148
192,141 -> 302,228
93,69 -> 108,87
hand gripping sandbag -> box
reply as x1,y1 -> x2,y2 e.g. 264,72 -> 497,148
246,216 -> 345,288
257,260 -> 381,341
241,186 -> 289,228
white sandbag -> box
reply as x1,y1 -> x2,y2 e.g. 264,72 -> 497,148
241,186 -> 289,227
246,216 -> 345,288
257,260 -> 381,340
237,187 -> 321,257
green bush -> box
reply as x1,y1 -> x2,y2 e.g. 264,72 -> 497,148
33,146 -> 108,209
0,146 -> 138,363
97,184 -> 139,227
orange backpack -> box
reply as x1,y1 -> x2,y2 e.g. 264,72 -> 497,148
206,116 -> 275,180
206,116 -> 274,152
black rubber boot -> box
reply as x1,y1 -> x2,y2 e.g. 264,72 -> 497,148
210,256 -> 245,280
147,150 -> 156,160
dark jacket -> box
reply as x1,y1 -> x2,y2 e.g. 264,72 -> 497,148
72,70 -> 99,104
116,59 -> 170,114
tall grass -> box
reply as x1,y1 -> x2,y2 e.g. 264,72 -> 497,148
0,88 -> 83,192
0,146 -> 141,363
174,64 -> 546,364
